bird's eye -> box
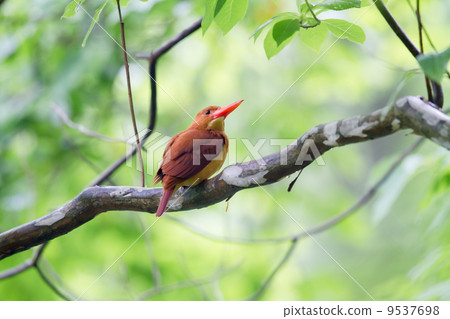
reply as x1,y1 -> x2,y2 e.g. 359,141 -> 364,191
205,110 -> 211,115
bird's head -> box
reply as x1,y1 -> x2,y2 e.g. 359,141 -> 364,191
189,100 -> 243,131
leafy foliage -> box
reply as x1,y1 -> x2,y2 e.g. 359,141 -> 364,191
61,0 -> 86,18
62,0 -> 132,48
251,0 -> 366,58
314,0 -> 362,11
202,0 -> 248,35
417,47 -> 450,83
264,18 -> 300,59
82,0 -> 110,48
249,12 -> 299,42
323,19 -> 365,44
300,22 -> 328,51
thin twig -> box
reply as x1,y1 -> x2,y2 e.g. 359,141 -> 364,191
62,134 -> 117,186
0,243 -> 47,279
373,0 -> 420,57
136,18 -> 202,62
88,151 -> 131,186
0,242 -> 78,300
116,0 -> 145,187
136,215 -> 162,288
52,103 -> 129,144
138,261 -> 239,300
245,239 -> 299,300
300,0 -> 320,28
406,0 -> 450,80
415,0 -> 433,102
405,0 -> 438,52
178,251 -> 211,300
118,262 -> 138,300
149,61 -> 157,135
35,265 -> 71,301
373,0 -> 443,107
89,18 -> 202,187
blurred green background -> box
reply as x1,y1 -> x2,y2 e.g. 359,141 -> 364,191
0,0 -> 449,300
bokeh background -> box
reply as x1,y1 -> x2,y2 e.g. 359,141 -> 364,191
0,0 -> 449,300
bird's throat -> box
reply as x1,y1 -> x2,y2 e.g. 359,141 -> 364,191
207,117 -> 225,131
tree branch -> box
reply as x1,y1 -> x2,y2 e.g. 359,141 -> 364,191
35,264 -> 72,301
52,103 -> 129,144
373,0 -> 420,57
415,0 -> 433,102
116,0 -> 145,187
245,239 -> 298,300
1,96 -> 449,260
166,137 -> 424,244
136,18 -> 202,62
373,0 -> 443,107
0,243 -> 47,279
138,261 -> 238,300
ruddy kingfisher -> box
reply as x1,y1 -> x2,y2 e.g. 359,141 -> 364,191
153,100 -> 243,217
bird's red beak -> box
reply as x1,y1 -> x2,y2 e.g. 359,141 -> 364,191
212,100 -> 243,119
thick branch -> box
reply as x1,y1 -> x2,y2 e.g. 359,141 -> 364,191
1,96 -> 448,260
169,137 -> 424,244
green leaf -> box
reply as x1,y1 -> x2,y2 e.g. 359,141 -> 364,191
214,0 -> 248,35
298,3 -> 311,15
202,0 -> 218,34
315,0 -> 361,11
300,23 -> 328,51
296,0 -> 305,13
264,18 -> 300,59
323,19 -> 365,44
417,47 -> 450,83
62,0 -> 86,19
202,0 -> 248,35
120,0 -> 130,6
273,19 -> 300,46
250,12 -> 299,42
82,0 -> 109,48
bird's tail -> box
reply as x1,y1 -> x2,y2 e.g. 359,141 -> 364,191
156,188 -> 175,217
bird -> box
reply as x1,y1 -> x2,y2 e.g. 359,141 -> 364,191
153,100 -> 243,217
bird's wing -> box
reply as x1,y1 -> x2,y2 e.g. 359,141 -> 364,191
160,128 -> 226,179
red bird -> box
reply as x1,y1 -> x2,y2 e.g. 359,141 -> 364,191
153,100 -> 243,217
